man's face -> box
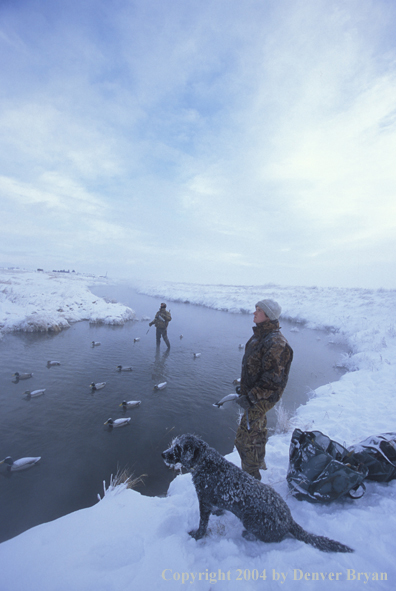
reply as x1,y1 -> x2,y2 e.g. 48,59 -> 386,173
253,306 -> 267,324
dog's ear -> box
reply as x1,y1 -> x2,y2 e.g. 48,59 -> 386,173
181,437 -> 203,469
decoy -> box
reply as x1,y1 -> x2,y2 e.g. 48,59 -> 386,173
120,400 -> 141,409
116,365 -> 133,372
213,393 -> 239,408
90,382 -> 106,390
24,389 -> 46,399
13,372 -> 33,380
104,417 -> 131,428
0,456 -> 41,471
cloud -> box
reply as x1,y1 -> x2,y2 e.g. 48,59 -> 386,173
0,0 -> 396,287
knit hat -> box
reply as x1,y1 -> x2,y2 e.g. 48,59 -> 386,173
255,299 -> 281,320
160,303 -> 166,308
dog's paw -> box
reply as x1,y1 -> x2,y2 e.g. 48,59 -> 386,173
242,530 -> 258,542
188,529 -> 205,540
212,509 -> 225,516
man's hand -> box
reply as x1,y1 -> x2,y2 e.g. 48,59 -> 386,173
235,395 -> 253,410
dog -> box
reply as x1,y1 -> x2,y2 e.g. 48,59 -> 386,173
162,434 -> 353,553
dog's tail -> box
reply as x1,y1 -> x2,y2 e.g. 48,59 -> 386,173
289,520 -> 354,553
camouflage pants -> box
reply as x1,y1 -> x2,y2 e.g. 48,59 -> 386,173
235,399 -> 277,478
156,327 -> 170,348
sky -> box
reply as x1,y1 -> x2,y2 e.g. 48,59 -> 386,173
1,0 -> 396,289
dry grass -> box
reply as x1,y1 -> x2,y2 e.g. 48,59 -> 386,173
274,400 -> 292,434
109,466 -> 147,490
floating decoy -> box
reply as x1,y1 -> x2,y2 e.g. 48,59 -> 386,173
120,400 -> 141,409
13,372 -> 33,380
213,393 -> 240,408
90,382 -> 106,390
92,341 -> 101,347
238,344 -> 244,349
180,335 -> 183,339
47,361 -> 61,367
116,365 -> 133,372
154,382 -> 167,391
0,456 -> 41,471
133,337 -> 140,343
193,353 -> 201,358
104,417 -> 131,428
232,378 -> 241,385
24,389 -> 46,399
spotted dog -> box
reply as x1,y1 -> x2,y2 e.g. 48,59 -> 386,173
162,434 -> 353,553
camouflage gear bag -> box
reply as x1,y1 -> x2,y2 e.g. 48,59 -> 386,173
287,429 -> 368,503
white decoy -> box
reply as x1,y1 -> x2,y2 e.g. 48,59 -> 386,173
154,382 -> 167,391
90,382 -> 106,390
0,456 -> 41,471
104,417 -> 131,428
213,393 -> 239,408
232,378 -> 241,385
116,365 -> 133,372
193,353 -> 201,358
238,344 -> 244,349
133,337 -> 140,343
120,400 -> 141,409
13,372 -> 33,380
92,341 -> 101,347
47,361 -> 61,367
24,389 -> 46,398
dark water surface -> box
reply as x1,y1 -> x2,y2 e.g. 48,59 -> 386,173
0,286 -> 345,543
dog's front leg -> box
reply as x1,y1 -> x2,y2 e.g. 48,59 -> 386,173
189,499 -> 211,540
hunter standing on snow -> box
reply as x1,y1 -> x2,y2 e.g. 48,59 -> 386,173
149,303 -> 172,349
235,299 -> 293,480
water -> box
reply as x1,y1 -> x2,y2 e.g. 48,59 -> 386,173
0,286 -> 346,543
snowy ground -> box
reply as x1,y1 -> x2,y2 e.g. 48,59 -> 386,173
0,268 -> 135,337
1,273 -> 396,590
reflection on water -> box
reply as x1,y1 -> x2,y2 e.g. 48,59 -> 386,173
0,286 -> 346,543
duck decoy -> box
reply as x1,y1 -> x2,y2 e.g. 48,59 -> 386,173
154,382 -> 167,391
133,338 -> 140,343
120,400 -> 141,409
47,361 -> 61,367
90,382 -> 106,390
232,378 -> 241,385
213,393 -> 239,408
91,341 -> 101,347
104,417 -> 131,428
24,389 -> 46,399
193,353 -> 201,358
0,456 -> 41,471
238,344 -> 244,349
180,335 -> 183,339
13,372 -> 33,380
116,365 -> 133,372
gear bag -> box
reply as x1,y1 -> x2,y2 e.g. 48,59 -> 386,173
347,433 -> 396,483
287,429 -> 368,503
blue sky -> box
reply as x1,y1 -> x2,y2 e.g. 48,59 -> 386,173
1,0 -> 396,288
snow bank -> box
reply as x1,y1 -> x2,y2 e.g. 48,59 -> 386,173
0,268 -> 135,337
0,276 -> 395,590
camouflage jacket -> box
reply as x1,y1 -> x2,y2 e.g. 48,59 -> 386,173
151,309 -> 172,329
240,319 -> 293,406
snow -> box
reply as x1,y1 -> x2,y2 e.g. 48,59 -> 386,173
0,268 -> 135,337
1,272 -> 396,590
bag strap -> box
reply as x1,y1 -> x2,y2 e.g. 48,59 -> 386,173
348,481 -> 366,499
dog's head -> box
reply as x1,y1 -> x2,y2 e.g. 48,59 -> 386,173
162,434 -> 208,471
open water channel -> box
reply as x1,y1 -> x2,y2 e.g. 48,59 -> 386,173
0,285 -> 346,543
